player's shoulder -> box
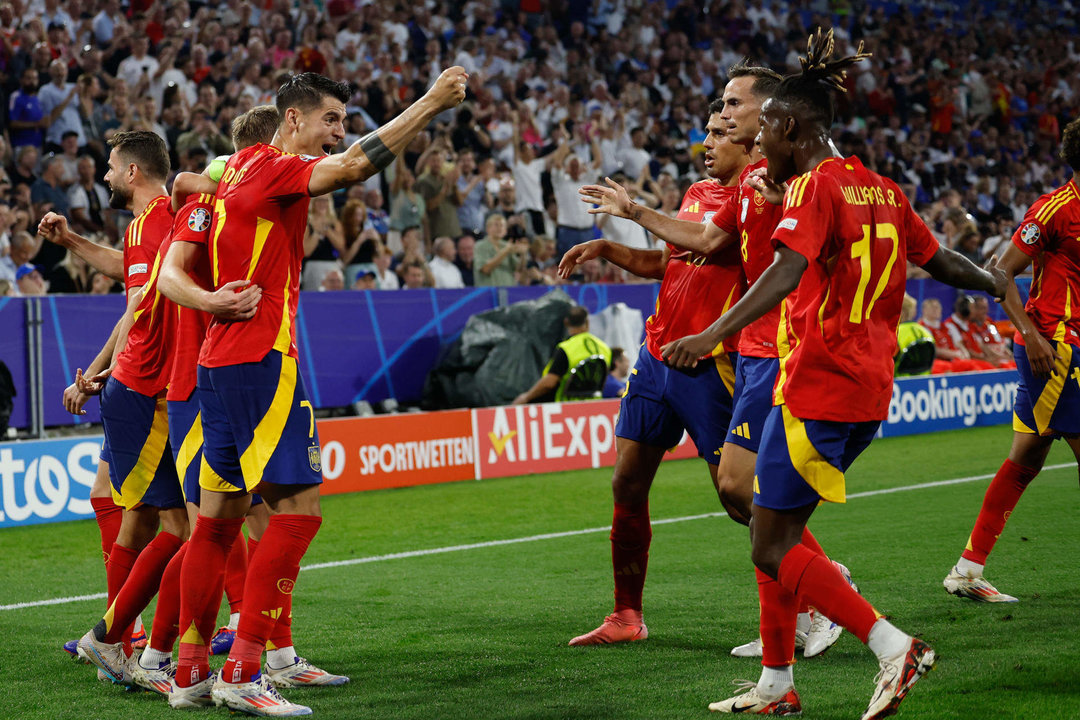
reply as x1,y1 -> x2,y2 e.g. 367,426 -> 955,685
1027,180 -> 1080,226
739,157 -> 768,181
686,179 -> 735,201
146,194 -> 175,222
784,159 -> 842,210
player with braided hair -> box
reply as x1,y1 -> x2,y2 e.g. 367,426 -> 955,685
943,115 -> 1080,602
663,29 -> 1008,718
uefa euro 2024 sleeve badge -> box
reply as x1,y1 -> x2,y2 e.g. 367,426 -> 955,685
188,206 -> 212,232
1019,223 -> 1040,245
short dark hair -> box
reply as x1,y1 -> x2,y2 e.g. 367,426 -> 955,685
109,130 -> 169,181
566,306 -> 589,328
611,347 -> 625,365
727,61 -> 782,101
707,97 -> 725,115
232,105 -> 280,149
1061,116 -> 1080,170
276,73 -> 351,116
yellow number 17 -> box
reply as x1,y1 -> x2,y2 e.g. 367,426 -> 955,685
849,222 -> 899,323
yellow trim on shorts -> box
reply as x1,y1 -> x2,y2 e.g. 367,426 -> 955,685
239,355 -> 298,490
1012,412 -> 1036,435
1032,343 -> 1073,434
781,405 -> 846,504
199,454 -> 236,493
175,412 -> 204,501
118,397 -> 170,509
714,355 -> 737,397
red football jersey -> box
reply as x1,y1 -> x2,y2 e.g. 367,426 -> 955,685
122,195 -> 172,294
199,143 -> 325,368
112,195 -> 176,396
1011,179 -> 1080,346
771,156 -> 940,422
166,194 -> 215,402
711,158 -> 787,358
644,180 -> 744,360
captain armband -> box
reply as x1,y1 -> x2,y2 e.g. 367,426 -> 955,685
359,131 -> 395,172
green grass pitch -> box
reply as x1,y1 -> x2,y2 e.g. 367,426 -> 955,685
0,424 -> 1076,719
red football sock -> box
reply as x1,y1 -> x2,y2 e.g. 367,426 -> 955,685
777,543 -> 880,643
247,536 -> 259,558
610,502 -> 650,613
91,497 -> 122,567
103,531 -> 184,643
106,542 -> 139,607
961,459 -> 1039,565
149,542 -> 188,654
757,568 -> 798,667
222,514 -> 321,684
176,516 -> 244,687
268,598 -> 293,651
796,527 -> 827,613
224,531 -> 248,614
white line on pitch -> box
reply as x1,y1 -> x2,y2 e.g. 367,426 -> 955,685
2,462 -> 1072,612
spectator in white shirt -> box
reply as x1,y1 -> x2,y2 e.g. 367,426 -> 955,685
550,134 -> 601,261
429,236 -> 465,289
117,37 -> 160,92
39,60 -> 84,149
616,126 -> 651,179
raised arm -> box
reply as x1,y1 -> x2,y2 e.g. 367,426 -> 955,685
579,178 -> 734,255
307,67 -> 468,197
37,211 -> 124,281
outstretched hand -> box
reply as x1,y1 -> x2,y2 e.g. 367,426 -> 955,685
557,240 -> 603,279
579,177 -> 634,219
744,167 -> 786,205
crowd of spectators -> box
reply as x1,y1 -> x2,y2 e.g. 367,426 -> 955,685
1,0 -> 1078,298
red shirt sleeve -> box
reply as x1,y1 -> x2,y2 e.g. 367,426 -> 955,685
770,172 -> 833,262
260,151 -> 326,199
173,196 -> 214,248
1011,199 -> 1052,257
901,198 -> 940,266
710,191 -> 738,233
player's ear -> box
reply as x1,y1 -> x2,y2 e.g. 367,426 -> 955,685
783,115 -> 798,142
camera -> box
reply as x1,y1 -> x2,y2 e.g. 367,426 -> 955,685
507,225 -> 526,240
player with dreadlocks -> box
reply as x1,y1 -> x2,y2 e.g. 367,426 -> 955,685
662,29 -> 1008,718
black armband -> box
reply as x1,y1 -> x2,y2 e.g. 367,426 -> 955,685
359,131 -> 395,172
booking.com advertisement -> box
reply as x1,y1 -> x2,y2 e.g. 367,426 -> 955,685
1,371 -> 1020,527
879,370 -> 1017,437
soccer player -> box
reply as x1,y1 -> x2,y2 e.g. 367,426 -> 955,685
661,30 -> 1006,717
557,109 -> 747,645
172,68 -> 467,716
579,64 -> 850,659
41,131 -> 186,683
142,106 -> 347,705
943,116 -> 1080,603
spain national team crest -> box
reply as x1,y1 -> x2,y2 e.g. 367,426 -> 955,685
277,578 -> 295,595
308,444 -> 322,472
188,206 -> 211,232
1020,223 -> 1040,245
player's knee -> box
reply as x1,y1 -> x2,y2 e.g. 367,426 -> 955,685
750,543 -> 783,579
610,468 -> 650,505
717,471 -> 752,519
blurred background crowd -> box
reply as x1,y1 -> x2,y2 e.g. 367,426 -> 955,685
0,0 -> 1076,299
